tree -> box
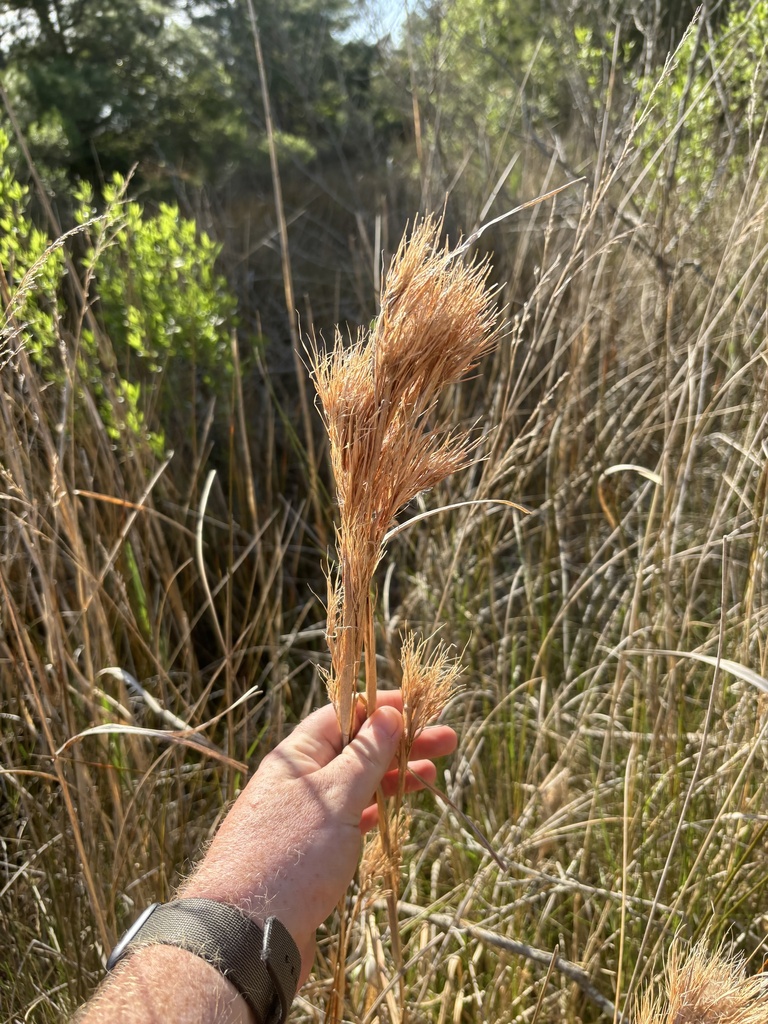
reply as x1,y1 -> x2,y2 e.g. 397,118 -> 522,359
0,0 -> 247,185
0,0 -> 392,192
192,0 -> 397,174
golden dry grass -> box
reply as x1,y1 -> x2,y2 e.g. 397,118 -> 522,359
310,218 -> 501,1019
310,216 -> 500,742
636,943 -> 768,1024
4,10 -> 768,1024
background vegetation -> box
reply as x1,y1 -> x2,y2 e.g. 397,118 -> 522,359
2,0 -> 768,1021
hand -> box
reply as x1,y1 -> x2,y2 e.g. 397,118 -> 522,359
181,691 -> 457,983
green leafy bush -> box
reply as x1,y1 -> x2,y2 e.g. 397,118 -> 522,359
634,3 -> 768,207
0,131 -> 64,372
77,176 -> 235,393
0,140 -> 235,453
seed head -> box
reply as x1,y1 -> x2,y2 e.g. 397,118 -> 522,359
310,217 -> 500,736
635,943 -> 768,1024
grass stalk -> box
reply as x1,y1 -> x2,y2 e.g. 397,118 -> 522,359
311,217 -> 501,1012
245,0 -> 325,545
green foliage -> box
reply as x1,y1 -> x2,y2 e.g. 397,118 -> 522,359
0,136 -> 235,451
256,130 -> 318,166
573,25 -> 620,96
387,0 -> 538,207
0,132 -> 142,444
397,0 -> 766,219
634,3 -> 768,206
196,0 -> 399,174
0,0 -> 389,191
77,176 -> 235,400
1,0 -> 248,185
0,132 -> 63,370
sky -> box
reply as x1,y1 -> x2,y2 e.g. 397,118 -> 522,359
350,0 -> 410,42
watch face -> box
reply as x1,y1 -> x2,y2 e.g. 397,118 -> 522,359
106,903 -> 160,971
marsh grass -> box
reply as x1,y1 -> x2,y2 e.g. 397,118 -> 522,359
3,10 -> 768,1024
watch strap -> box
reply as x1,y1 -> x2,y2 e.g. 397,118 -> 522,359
108,899 -> 300,1024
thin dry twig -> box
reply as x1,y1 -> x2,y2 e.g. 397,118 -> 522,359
393,900 -> 621,1021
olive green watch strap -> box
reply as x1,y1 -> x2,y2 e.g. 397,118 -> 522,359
107,899 -> 301,1024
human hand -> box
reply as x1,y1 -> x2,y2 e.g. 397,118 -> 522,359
181,691 -> 456,983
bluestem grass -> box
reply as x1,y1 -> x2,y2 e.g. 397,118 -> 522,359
310,216 -> 499,744
311,216 -> 500,1021
636,943 -> 768,1024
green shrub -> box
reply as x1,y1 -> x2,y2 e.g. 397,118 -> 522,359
634,3 -> 768,207
0,138 -> 236,453
0,131 -> 64,372
78,176 -> 235,387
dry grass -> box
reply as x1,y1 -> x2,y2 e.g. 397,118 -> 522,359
636,943 -> 768,1024
310,216 -> 499,742
310,218 -> 500,1020
0,212 -> 316,1015
3,9 -> 768,1024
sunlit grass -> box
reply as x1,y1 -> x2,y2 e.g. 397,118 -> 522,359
3,16 -> 768,1024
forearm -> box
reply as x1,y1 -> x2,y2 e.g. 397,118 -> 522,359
75,944 -> 254,1024
71,700 -> 455,1024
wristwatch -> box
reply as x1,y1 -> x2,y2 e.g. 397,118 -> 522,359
106,898 -> 301,1024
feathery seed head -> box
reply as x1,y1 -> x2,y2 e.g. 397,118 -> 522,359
400,633 -> 461,758
310,217 -> 499,731
635,943 -> 768,1024
312,216 -> 500,550
360,807 -> 412,898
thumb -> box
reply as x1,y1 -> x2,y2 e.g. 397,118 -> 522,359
327,706 -> 404,820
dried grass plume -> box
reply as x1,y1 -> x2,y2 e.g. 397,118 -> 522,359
310,216 -> 500,741
635,942 -> 768,1024
399,634 -> 460,758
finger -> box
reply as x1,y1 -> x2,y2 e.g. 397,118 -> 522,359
360,805 -> 380,833
324,706 -> 404,820
352,690 -> 404,731
409,724 -> 457,760
378,725 -> 457,773
267,697 -> 454,780
276,693 -> 407,778
262,703 -> 343,779
379,760 -> 437,796
369,690 -> 405,711
280,693 -> 408,776
360,699 -> 455,770
358,760 -> 442,831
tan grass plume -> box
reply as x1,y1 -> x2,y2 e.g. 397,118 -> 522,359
636,942 -> 768,1024
310,216 -> 499,743
398,634 -> 461,791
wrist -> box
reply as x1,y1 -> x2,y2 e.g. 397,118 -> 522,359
80,944 -> 254,1024
179,876 -> 314,983
104,900 -> 301,1024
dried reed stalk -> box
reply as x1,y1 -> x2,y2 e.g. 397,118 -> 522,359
635,943 -> 768,1024
311,216 -> 499,744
